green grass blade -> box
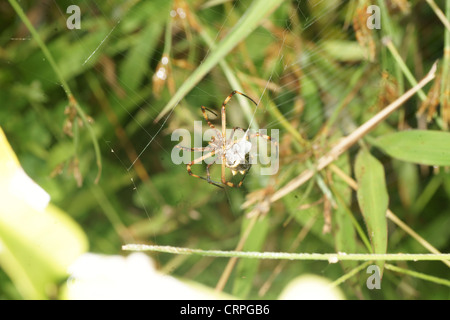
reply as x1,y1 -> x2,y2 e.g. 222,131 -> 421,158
331,156 -> 359,273
154,0 -> 284,122
374,131 -> 450,166
355,150 -> 389,276
385,263 -> 450,287
9,0 -> 102,183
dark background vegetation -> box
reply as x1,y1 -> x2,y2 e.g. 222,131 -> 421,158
0,0 -> 449,299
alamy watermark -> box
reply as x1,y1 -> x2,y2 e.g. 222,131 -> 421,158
66,5 -> 81,30
62,4 -> 381,31
367,5 -> 381,30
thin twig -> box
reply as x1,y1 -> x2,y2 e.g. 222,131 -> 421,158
383,37 -> 427,101
385,263 -> 450,287
329,261 -> 372,288
258,212 -> 318,296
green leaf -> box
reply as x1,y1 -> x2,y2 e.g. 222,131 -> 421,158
119,23 -> 163,92
355,149 -> 388,275
154,0 -> 284,122
119,0 -> 171,92
374,130 -> 450,166
232,216 -> 269,299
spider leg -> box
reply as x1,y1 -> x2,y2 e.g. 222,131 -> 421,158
208,136 -> 216,145
222,91 -> 258,110
221,90 -> 258,144
221,156 -> 226,186
222,159 -> 252,187
231,128 -> 278,156
189,150 -> 216,165
247,131 -> 279,157
185,90 -> 259,188
206,163 -> 223,188
224,168 -> 250,188
229,127 -> 274,143
228,127 -> 249,142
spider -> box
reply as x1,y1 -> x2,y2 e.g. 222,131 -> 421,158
176,91 -> 276,188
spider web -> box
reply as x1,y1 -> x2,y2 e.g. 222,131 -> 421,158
109,0 -> 354,240
4,0 -> 449,300
6,0 -> 439,246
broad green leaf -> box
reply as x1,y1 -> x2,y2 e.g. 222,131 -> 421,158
232,216 -> 269,299
374,130 -> 450,166
355,150 -> 388,275
0,128 -> 88,299
154,0 -> 284,122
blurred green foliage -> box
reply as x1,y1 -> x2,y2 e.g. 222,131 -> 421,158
0,0 -> 449,299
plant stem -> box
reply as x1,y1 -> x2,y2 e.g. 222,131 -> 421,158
330,261 -> 372,288
385,263 -> 450,287
426,0 -> 450,32
122,244 -> 450,262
